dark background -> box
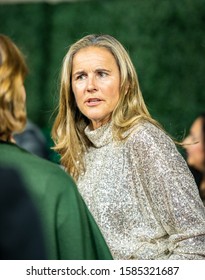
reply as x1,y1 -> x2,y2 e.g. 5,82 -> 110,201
0,0 -> 205,159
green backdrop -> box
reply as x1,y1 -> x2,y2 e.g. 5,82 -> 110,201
0,0 -> 205,159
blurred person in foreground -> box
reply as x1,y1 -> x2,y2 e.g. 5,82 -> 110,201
0,34 -> 112,260
183,112 -> 205,205
52,34 -> 205,260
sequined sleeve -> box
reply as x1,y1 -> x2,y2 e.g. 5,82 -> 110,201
131,123 -> 205,259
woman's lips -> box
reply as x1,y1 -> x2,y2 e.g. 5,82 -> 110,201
85,98 -> 102,106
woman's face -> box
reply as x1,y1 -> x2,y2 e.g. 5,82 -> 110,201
71,46 -> 120,130
183,117 -> 204,172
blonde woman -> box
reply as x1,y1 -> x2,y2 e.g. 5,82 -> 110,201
52,34 -> 205,259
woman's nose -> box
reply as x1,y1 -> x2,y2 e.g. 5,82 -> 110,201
183,136 -> 189,145
183,135 -> 193,152
87,75 -> 97,92
182,135 -> 191,150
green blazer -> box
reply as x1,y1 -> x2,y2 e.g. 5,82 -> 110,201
0,141 -> 113,260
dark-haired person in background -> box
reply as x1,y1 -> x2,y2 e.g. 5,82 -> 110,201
14,119 -> 50,160
183,113 -> 205,205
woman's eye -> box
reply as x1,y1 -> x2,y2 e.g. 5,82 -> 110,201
98,71 -> 107,77
76,74 -> 86,80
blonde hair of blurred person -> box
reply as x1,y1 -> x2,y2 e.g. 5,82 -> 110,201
183,113 -> 205,203
0,37 -> 49,159
0,34 -> 27,143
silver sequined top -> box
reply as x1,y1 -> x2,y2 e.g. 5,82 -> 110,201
77,121 -> 205,259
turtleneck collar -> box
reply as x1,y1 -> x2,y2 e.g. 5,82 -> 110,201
84,121 -> 113,148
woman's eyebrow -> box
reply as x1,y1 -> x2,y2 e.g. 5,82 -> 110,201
72,70 -> 85,76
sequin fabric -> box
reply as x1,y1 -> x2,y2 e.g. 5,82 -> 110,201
77,121 -> 205,259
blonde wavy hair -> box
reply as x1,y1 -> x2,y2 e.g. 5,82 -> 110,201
52,34 -> 161,180
0,34 -> 28,141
